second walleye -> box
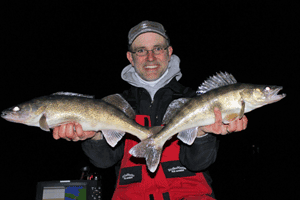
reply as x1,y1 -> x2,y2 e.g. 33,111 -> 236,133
129,72 -> 286,172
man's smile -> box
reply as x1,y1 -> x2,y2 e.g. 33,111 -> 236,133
145,65 -> 159,69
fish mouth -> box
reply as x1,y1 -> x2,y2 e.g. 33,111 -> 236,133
1,111 -> 9,119
1,111 -> 21,123
1,114 -> 13,122
268,86 -> 286,103
1,114 -> 15,122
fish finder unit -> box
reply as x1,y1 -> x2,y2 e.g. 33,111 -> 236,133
35,180 -> 101,200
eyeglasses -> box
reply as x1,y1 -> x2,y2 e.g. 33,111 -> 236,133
131,46 -> 169,56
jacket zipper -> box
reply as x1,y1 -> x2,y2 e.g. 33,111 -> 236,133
150,99 -> 154,108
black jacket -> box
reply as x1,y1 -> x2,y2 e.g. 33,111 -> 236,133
81,78 -> 218,177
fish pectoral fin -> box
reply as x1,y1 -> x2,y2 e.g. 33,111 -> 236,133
39,114 -> 50,132
101,130 -> 125,147
223,113 -> 239,124
177,127 -> 198,145
223,100 -> 245,123
239,99 -> 245,119
101,94 -> 135,119
162,98 -> 191,124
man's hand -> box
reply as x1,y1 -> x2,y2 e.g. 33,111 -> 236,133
198,107 -> 248,136
53,122 -> 97,141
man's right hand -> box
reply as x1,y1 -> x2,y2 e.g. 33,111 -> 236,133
53,123 -> 97,142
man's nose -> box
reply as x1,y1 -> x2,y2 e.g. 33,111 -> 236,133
146,50 -> 155,61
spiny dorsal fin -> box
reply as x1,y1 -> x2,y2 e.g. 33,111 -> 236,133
196,72 -> 237,95
52,92 -> 94,98
102,94 -> 136,119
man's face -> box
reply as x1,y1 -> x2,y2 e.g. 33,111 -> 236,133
127,32 -> 173,81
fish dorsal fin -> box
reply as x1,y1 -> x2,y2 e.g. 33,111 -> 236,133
102,94 -> 135,119
196,72 -> 237,95
162,98 -> 191,124
52,92 -> 94,98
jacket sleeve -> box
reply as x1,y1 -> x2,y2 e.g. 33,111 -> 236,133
81,139 -> 124,168
179,134 -> 219,171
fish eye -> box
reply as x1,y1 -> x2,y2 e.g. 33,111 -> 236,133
265,87 -> 271,91
13,106 -> 20,112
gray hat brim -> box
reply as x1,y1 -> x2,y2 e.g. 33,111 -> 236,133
129,29 -> 168,44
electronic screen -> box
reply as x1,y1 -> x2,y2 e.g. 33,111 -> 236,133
36,180 -> 99,200
42,185 -> 86,200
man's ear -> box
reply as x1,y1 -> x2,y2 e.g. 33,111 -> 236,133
167,46 -> 173,61
126,51 -> 134,66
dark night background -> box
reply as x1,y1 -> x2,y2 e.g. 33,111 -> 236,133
1,1 -> 298,199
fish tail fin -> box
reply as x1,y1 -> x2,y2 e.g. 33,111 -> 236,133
129,138 -> 162,173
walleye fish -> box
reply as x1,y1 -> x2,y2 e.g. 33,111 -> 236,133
1,92 -> 152,147
130,72 -> 286,172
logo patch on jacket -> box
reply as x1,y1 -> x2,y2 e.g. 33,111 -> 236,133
119,166 -> 142,185
161,160 -> 196,178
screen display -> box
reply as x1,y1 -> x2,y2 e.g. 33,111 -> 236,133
42,186 -> 86,200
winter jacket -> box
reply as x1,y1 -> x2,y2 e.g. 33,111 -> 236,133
82,55 -> 218,199
82,78 -> 218,199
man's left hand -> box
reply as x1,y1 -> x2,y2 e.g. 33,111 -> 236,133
198,107 -> 248,135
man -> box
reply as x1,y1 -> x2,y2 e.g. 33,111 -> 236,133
53,20 -> 247,200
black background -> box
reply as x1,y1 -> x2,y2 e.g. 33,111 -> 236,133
1,1 -> 297,199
